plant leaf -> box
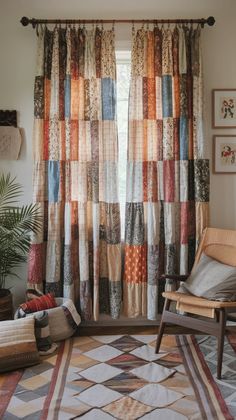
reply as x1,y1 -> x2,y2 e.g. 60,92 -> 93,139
0,173 -> 42,288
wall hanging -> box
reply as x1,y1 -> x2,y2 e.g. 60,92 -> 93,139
0,110 -> 22,160
212,89 -> 236,128
213,135 -> 236,173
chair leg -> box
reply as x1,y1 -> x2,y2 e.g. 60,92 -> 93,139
217,309 -> 226,380
155,298 -> 171,354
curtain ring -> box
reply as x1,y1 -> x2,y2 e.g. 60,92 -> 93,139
112,20 -> 115,32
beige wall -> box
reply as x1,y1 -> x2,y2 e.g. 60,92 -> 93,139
0,0 -> 236,305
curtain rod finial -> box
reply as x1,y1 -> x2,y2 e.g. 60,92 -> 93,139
207,16 -> 215,26
21,16 -> 29,26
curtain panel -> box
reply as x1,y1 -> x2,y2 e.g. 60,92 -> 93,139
28,27 -> 121,321
123,27 -> 209,320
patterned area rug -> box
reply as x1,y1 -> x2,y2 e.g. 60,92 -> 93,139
1,334 -> 236,419
196,334 -> 236,418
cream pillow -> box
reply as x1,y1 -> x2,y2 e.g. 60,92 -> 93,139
180,253 -> 236,301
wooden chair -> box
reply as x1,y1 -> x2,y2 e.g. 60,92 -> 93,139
155,227 -> 236,379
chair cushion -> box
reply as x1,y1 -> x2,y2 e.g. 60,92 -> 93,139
180,253 -> 236,301
163,291 -> 236,308
0,317 -> 40,373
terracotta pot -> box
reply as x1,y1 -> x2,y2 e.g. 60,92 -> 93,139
0,289 -> 13,321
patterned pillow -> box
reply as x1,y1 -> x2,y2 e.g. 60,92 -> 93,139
0,317 -> 40,373
34,311 -> 53,353
20,293 -> 57,313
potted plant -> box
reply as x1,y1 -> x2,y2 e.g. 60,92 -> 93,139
0,173 -> 41,320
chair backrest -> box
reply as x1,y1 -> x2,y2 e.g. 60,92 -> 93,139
193,227 -> 236,268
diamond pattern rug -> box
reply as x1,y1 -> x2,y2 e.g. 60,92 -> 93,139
0,334 -> 235,419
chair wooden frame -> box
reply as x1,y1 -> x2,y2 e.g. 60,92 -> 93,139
155,228 -> 236,380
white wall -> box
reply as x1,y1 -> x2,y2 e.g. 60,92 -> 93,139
0,0 -> 236,305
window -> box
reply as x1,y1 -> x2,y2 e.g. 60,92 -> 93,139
116,51 -> 131,238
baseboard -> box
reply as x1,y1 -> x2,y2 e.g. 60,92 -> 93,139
80,318 -> 160,327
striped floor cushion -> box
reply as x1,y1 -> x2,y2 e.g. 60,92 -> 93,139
0,317 -> 40,373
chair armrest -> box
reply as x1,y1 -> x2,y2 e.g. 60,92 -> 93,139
159,274 -> 189,282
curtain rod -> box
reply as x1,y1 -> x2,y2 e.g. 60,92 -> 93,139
20,16 -> 215,28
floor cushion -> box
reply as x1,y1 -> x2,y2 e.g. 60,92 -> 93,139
16,298 -> 81,342
0,317 -> 40,373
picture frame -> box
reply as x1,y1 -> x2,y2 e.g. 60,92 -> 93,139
212,89 -> 236,128
213,135 -> 236,173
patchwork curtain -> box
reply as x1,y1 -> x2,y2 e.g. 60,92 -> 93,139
123,26 -> 209,319
28,26 -> 121,321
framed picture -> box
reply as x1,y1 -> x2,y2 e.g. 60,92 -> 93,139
213,135 -> 236,173
212,89 -> 236,128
